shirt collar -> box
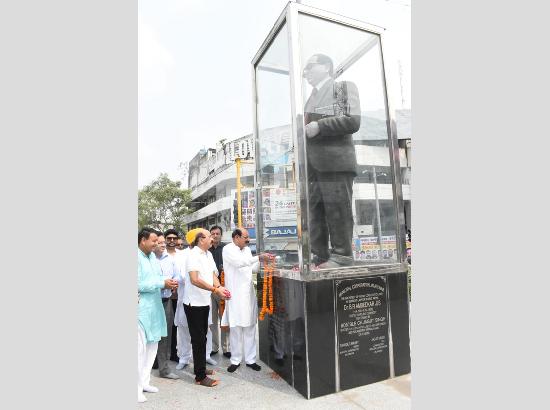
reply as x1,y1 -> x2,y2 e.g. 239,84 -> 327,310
230,242 -> 246,252
138,248 -> 152,259
194,246 -> 207,255
156,250 -> 169,260
315,76 -> 331,92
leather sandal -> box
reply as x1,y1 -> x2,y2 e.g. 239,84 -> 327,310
195,376 -> 218,387
206,369 -> 215,375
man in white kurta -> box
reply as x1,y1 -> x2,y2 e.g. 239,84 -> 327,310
221,228 -> 269,372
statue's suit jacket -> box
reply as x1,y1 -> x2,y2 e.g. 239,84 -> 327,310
304,78 -> 361,174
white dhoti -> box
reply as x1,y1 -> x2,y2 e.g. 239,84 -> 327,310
177,325 -> 213,363
176,325 -> 192,364
175,302 -> 213,363
206,327 -> 213,359
137,323 -> 158,396
229,325 -> 257,365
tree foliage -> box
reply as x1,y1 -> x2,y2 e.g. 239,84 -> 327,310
138,173 -> 192,232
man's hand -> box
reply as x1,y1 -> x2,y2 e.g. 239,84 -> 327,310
214,286 -> 231,300
305,121 -> 320,138
164,278 -> 178,290
259,253 -> 275,263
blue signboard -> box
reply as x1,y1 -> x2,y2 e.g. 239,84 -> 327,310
248,227 -> 256,239
263,226 -> 297,238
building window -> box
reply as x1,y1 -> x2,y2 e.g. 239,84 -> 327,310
356,199 -> 397,237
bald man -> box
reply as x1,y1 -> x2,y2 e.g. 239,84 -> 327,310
183,229 -> 231,387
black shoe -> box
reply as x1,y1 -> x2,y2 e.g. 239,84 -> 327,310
327,254 -> 354,266
223,352 -> 231,358
210,350 -> 218,356
227,364 -> 240,373
246,363 -> 261,371
311,254 -> 328,266
316,258 -> 342,269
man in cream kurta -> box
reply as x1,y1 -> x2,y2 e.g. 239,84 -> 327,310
221,228 -> 269,372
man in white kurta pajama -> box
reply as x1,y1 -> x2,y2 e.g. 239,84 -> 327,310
221,228 -> 269,372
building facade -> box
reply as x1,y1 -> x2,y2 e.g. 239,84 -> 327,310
183,134 -> 256,243
182,110 -> 411,247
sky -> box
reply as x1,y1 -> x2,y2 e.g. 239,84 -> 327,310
138,0 -> 411,188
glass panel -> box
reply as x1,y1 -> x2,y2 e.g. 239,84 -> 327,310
255,23 -> 299,272
298,13 -> 398,270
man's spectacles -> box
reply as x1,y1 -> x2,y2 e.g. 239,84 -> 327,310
166,236 -> 178,241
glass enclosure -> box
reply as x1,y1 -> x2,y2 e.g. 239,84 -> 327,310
255,24 -> 300,273
254,7 -> 405,280
253,4 -> 410,399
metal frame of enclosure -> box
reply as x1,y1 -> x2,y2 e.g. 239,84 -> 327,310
252,3 -> 407,281
251,2 -> 410,399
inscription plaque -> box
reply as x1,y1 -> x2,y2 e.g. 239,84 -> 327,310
335,276 -> 390,389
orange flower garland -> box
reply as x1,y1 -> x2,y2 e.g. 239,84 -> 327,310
219,269 -> 225,314
219,269 -> 229,331
259,255 -> 275,320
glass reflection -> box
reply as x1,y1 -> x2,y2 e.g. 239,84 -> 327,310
303,52 -> 360,269
255,24 -> 299,272
299,13 -> 399,270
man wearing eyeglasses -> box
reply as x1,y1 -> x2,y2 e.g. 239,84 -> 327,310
302,53 -> 361,268
221,228 -> 272,373
164,229 -> 183,363
152,229 -> 180,380
208,225 -> 231,358
176,236 -> 187,251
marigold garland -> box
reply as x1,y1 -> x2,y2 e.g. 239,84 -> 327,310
219,269 -> 225,314
259,255 -> 276,320
219,269 -> 229,331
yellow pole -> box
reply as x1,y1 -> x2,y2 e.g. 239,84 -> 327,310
236,157 -> 242,227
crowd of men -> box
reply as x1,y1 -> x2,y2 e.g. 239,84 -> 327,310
137,225 -> 271,403
136,53 -> 359,404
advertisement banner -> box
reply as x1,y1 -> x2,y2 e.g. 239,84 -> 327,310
261,187 -> 297,229
352,235 -> 398,261
231,188 -> 256,238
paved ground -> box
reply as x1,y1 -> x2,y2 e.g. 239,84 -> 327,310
140,354 -> 411,410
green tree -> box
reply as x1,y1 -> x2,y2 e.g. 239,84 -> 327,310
138,173 -> 192,232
